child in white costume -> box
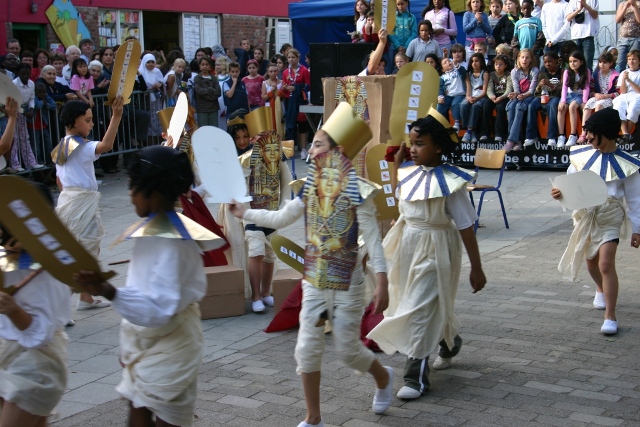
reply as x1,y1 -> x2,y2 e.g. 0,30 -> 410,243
51,97 -> 124,311
75,146 -> 226,427
0,184 -> 70,426
230,103 -> 394,427
367,109 -> 486,401
553,108 -> 640,336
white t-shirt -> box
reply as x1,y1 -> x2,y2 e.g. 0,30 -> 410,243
568,0 -> 599,39
56,140 -> 100,191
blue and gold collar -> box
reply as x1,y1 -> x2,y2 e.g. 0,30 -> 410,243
570,146 -> 640,182
397,163 -> 475,201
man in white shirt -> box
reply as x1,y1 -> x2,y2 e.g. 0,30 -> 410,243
542,0 -> 571,55
79,38 -> 94,62
566,0 -> 599,72
61,45 -> 81,87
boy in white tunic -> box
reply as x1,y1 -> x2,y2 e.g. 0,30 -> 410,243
230,103 -> 394,427
0,183 -> 70,426
74,146 -> 226,427
552,108 -> 640,335
367,109 -> 486,400
51,97 -> 124,311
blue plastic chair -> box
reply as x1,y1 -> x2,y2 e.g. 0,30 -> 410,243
467,148 -> 509,233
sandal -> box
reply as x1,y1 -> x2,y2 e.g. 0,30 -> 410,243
577,134 -> 586,144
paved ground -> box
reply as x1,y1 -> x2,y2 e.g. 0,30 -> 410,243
49,158 -> 640,426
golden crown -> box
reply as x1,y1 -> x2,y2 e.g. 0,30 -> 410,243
246,106 -> 274,136
321,102 -> 372,161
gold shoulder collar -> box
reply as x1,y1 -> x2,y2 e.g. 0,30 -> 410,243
111,211 -> 226,252
239,149 -> 253,168
570,146 -> 640,182
397,163 -> 475,201
0,249 -> 40,273
357,177 -> 381,200
51,135 -> 87,165
290,178 -> 307,196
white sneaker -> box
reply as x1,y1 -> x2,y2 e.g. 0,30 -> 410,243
470,133 -> 478,143
601,319 -> 618,335
14,167 -> 25,172
66,319 -> 76,327
300,149 -> 308,159
494,136 -> 503,143
523,138 -> 536,147
261,296 -> 274,307
557,136 -> 566,148
76,299 -> 111,311
372,366 -> 394,414
548,138 -> 557,147
566,135 -> 578,147
432,356 -> 452,370
593,292 -> 606,310
479,135 -> 488,142
31,164 -> 45,169
397,385 -> 421,400
252,299 -> 265,313
297,420 -> 324,427
453,122 -> 460,132
461,132 -> 471,143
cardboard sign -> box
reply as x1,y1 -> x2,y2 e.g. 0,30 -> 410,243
366,143 -> 399,220
191,126 -> 252,204
271,235 -> 305,274
552,170 -> 608,211
388,63 -> 439,146
375,0 -> 397,32
0,176 -> 115,293
166,92 -> 188,148
0,72 -> 24,113
107,38 -> 142,105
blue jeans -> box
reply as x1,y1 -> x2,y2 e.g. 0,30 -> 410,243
507,96 -> 535,142
575,36 -> 595,73
461,97 -> 488,130
616,37 -> 640,72
437,95 -> 466,122
526,96 -> 560,139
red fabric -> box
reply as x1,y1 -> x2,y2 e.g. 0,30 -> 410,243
264,281 -> 303,332
360,302 -> 384,352
385,145 -> 411,163
363,31 -> 389,53
179,192 -> 230,266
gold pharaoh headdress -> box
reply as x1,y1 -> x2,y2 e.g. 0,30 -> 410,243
426,106 -> 459,143
246,106 -> 274,136
227,116 -> 246,127
321,102 -> 372,161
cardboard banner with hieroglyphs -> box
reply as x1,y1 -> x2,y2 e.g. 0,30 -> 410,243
271,235 -> 305,274
366,144 -> 399,220
107,38 -> 142,105
375,0 -> 397,33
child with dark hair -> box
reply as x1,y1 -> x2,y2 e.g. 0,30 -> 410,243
27,81 -> 56,164
425,53 -> 443,75
69,58 -> 94,108
580,52 -> 619,143
437,57 -> 468,131
193,57 -> 221,127
461,52 -> 490,142
223,62 -> 250,118
389,0 -> 418,58
0,181 -> 71,427
525,50 -> 563,147
0,96 -> 18,158
406,20 -> 443,62
557,50 -> 591,148
613,49 -> 640,141
226,110 -> 251,155
11,62 -> 43,171
234,38 -> 254,77
451,43 -> 468,69
552,108 -> 640,336
51,97 -> 124,310
368,108 -> 485,400
484,54 -> 513,142
75,145 -> 225,427
512,0 -> 544,53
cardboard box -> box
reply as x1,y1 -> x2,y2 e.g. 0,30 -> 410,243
272,268 -> 302,313
200,265 -> 245,319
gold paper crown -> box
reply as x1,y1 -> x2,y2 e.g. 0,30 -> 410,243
246,106 -> 274,136
157,107 -> 175,134
227,116 -> 246,127
321,102 -> 372,161
427,106 -> 458,143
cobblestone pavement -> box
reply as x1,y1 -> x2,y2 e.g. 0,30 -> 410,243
51,163 -> 640,426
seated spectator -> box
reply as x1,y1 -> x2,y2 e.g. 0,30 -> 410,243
580,52 -> 619,142
556,50 -> 591,148
524,51 -> 563,147
613,49 -> 640,141
437,57 -> 468,131
483,54 -> 513,142
461,52 -> 490,143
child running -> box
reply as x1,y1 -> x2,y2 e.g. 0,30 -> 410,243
367,108 -> 485,400
229,102 -> 394,426
553,108 -> 640,335
74,145 -> 225,426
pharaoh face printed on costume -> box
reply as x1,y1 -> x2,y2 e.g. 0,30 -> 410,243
249,130 -> 282,210
303,149 -> 361,290
336,76 -> 368,119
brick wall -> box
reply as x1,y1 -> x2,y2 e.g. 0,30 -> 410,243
221,15 -> 266,60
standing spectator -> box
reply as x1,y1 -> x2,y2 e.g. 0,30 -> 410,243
51,52 -> 66,86
99,47 -> 115,82
28,81 -> 56,164
254,47 -> 270,76
566,0 -> 599,72
20,51 -> 34,67
487,0 -> 504,60
61,45 -> 81,87
407,20 -> 443,62
355,0 -> 371,36
139,53 -> 165,140
280,43 -> 293,57
272,54 -> 287,79
79,39 -> 94,62
282,49 -> 310,158
463,0 -> 493,60
11,63 -> 43,171
30,48 -> 50,82
69,58 -> 94,109
215,57 -> 231,132
493,0 -> 521,53
615,0 -> 640,72
389,0 -> 418,64
234,39 -> 254,77
212,44 -> 230,61
262,63 -> 282,108
164,58 -> 186,108
6,38 -> 20,57
243,59 -> 265,110
223,62 -> 250,120
424,0 -> 458,53
542,0 -> 571,55
193,57 -> 221,127
531,0 -> 546,17
36,65 -> 74,145
512,0 -> 544,54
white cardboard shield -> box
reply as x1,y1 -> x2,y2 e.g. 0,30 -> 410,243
0,72 -> 24,113
191,126 -> 252,204
166,92 -> 189,148
552,170 -> 608,211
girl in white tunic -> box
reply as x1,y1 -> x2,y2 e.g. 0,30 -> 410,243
367,109 -> 486,400
552,108 -> 640,336
74,146 -> 225,427
0,184 -> 70,426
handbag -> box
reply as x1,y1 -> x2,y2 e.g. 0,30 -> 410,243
574,9 -> 586,24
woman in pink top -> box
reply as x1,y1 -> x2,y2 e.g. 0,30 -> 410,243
423,0 -> 459,53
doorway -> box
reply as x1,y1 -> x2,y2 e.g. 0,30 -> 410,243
143,12 -> 180,54
12,24 -> 46,53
